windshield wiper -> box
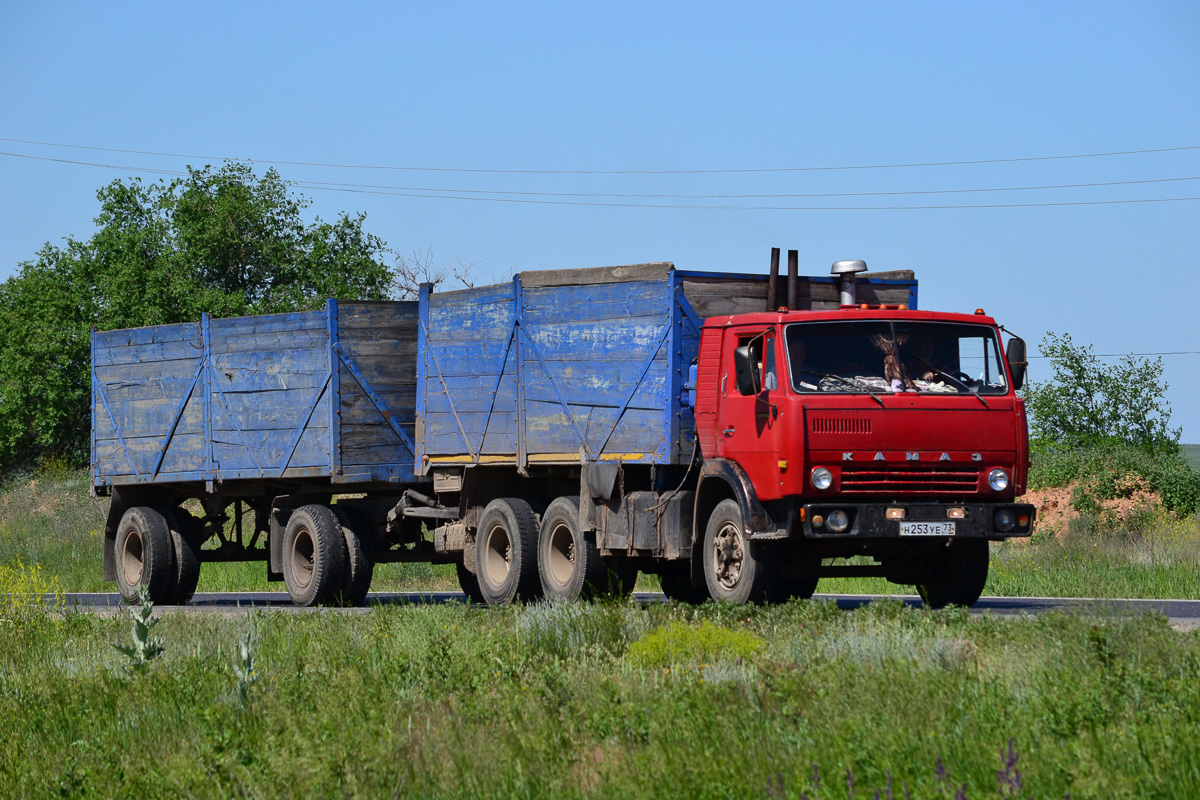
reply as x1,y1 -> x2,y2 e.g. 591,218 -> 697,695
911,355 -> 989,408
797,368 -> 885,408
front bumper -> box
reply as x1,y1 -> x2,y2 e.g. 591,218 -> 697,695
799,501 -> 1035,540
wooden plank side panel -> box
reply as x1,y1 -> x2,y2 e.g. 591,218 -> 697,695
681,275 -> 916,318
522,281 -> 668,324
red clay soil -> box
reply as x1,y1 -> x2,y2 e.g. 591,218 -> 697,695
1022,479 -> 1161,539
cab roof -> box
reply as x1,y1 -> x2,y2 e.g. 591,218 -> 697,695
703,308 -> 998,328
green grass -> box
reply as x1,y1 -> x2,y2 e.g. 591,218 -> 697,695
4,597 -> 1200,798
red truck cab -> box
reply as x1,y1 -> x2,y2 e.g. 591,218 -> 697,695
693,297 -> 1034,607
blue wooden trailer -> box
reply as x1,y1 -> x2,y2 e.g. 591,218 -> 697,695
92,300 -> 427,606
92,260 -> 917,607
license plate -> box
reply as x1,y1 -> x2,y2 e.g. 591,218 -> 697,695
899,521 -> 955,537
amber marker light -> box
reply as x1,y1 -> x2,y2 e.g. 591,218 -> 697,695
947,507 -> 966,519
1017,514 -> 1030,527
886,508 -> 905,520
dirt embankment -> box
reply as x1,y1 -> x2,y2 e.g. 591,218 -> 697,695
1023,479 -> 1161,538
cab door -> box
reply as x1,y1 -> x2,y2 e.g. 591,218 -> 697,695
715,326 -> 785,500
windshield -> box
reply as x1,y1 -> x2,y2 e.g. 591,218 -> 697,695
785,320 -> 1009,395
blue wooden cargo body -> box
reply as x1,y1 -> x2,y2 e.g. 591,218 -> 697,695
415,263 -> 918,474
91,264 -> 917,491
91,300 -> 421,489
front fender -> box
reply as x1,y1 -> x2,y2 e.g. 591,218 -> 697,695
693,458 -> 785,543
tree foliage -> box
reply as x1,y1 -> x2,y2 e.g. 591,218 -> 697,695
0,163 -> 396,468
1024,332 -> 1180,454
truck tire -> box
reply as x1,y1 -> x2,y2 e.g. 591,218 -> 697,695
331,506 -> 374,607
916,539 -> 989,609
538,496 -> 604,601
161,507 -> 202,605
475,498 -> 542,606
702,499 -> 777,604
282,504 -> 347,607
456,560 -> 485,604
114,506 -> 175,604
659,564 -> 708,604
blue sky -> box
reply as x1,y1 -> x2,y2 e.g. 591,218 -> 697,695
2,1 -> 1198,439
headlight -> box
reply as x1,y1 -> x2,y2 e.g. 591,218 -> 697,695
987,468 -> 1010,492
994,509 -> 1016,532
826,509 -> 850,533
810,467 -> 833,491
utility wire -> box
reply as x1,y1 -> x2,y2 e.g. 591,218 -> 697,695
2,135 -> 1199,175
5,150 -> 1199,210
1029,351 -> 1200,358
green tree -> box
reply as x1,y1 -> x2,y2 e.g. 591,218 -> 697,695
1024,332 -> 1180,454
0,163 -> 397,469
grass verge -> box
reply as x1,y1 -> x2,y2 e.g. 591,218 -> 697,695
4,598 -> 1200,798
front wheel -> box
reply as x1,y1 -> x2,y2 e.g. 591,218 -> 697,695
916,539 -> 989,609
702,499 -> 777,604
475,498 -> 542,606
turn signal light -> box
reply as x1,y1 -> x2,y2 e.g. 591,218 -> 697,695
947,507 -> 966,519
886,508 -> 905,519
1017,514 -> 1030,527
811,514 -> 825,529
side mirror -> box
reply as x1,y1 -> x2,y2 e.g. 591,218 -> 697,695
1006,337 -> 1027,390
733,345 -> 760,395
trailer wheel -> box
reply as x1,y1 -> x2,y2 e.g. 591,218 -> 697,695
659,564 -> 708,604
538,496 -> 603,601
114,506 -> 176,604
702,499 -> 777,604
282,505 -> 347,607
456,560 -> 485,604
161,507 -> 202,605
331,507 -> 374,607
916,539 -> 989,609
475,498 -> 541,606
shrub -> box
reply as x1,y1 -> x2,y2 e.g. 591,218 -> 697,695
626,620 -> 764,668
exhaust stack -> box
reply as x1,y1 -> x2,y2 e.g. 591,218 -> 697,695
787,250 -> 799,311
831,260 -> 868,306
766,248 -> 780,311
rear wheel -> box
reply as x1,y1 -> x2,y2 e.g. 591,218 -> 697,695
475,498 -> 542,606
282,505 -> 347,607
331,506 -> 374,606
114,507 -> 175,604
538,496 -> 603,601
161,507 -> 202,605
703,499 -> 777,604
916,539 -> 989,609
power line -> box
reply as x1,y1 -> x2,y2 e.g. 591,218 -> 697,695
291,174 -> 1200,200
1029,351 -> 1200,358
2,135 -> 1199,175
5,149 -> 1200,211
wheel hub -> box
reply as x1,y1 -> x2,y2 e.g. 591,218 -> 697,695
120,529 -> 144,587
546,523 -> 576,588
712,522 -> 745,590
482,523 -> 512,587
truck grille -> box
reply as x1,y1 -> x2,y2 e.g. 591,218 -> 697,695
811,417 -> 871,434
840,464 -> 979,494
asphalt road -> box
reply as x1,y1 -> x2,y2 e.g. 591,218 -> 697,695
53,591 -> 1200,628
